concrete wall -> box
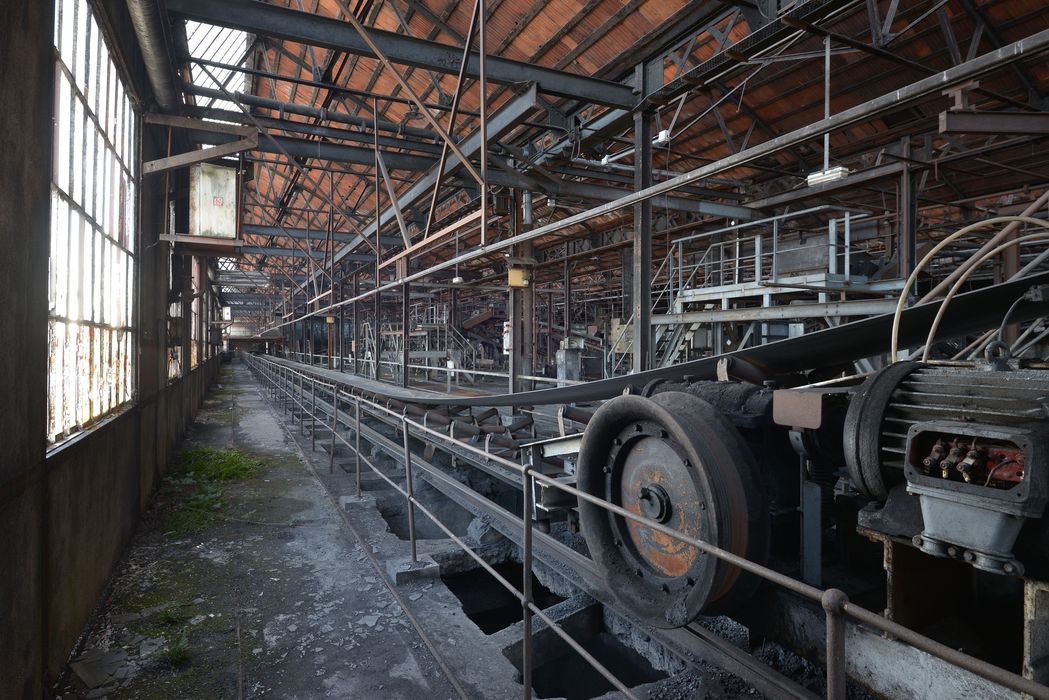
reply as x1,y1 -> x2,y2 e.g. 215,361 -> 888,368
0,1 -> 224,695
0,1 -> 56,697
44,360 -> 220,678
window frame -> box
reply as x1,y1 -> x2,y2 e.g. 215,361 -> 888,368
47,0 -> 140,448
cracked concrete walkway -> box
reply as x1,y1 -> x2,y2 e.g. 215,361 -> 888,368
57,360 -> 462,699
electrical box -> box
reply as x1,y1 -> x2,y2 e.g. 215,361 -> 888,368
190,163 -> 239,238
508,266 -> 531,288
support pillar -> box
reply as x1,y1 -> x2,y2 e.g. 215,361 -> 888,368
401,278 -> 410,388
509,192 -> 534,395
563,257 -> 572,343
0,3 -> 52,693
898,138 -> 917,279
632,107 -> 653,373
373,263 -> 381,379
181,256 -> 192,376
352,274 -> 360,374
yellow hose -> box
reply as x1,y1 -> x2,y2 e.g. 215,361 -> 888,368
920,230 -> 1049,361
890,216 -> 1049,361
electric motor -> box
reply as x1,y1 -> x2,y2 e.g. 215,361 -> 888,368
845,361 -> 1049,575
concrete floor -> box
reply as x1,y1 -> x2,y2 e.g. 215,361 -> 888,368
56,361 -> 475,698
55,359 -> 762,700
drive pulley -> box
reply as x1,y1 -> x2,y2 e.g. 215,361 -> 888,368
576,390 -> 769,628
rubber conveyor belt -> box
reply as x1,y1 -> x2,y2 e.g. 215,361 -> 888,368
277,271 -> 1049,407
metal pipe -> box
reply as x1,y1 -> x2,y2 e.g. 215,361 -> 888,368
823,35 -> 831,172
126,0 -> 180,111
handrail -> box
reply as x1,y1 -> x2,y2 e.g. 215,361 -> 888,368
243,351 -> 1049,700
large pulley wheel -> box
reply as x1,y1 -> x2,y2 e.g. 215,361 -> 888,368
576,391 -> 769,628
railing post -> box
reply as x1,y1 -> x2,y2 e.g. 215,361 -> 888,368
829,217 -> 838,276
298,375 -> 305,436
450,422 -> 457,469
402,410 -> 418,563
311,378 -> 317,450
355,397 -> 362,497
822,588 -> 849,700
772,219 -> 779,281
330,386 -> 339,474
522,446 -> 537,699
844,211 -> 851,282
755,235 -> 763,284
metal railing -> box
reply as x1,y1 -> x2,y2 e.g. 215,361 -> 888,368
282,350 -> 579,387
673,206 -> 863,296
242,352 -> 1049,700
606,249 -> 677,376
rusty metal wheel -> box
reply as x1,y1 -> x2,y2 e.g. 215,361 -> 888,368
576,391 -> 768,628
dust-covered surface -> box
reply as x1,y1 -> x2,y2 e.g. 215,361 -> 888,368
54,358 -> 874,700
54,361 -> 461,699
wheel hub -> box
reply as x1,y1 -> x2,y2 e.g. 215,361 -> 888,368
638,484 -> 671,523
615,432 -> 703,579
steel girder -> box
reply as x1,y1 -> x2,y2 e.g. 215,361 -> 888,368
165,0 -> 636,108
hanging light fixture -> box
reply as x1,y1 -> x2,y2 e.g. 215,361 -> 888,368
451,228 -> 464,284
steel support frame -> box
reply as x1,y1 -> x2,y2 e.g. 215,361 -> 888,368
165,0 -> 636,108
632,104 -> 653,374
265,15 -> 1049,336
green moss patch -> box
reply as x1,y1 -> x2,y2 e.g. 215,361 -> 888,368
178,448 -> 262,482
163,486 -> 226,536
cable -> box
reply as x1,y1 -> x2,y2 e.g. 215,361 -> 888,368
997,295 -> 1027,343
890,216 -> 1049,362
919,231 -> 1049,361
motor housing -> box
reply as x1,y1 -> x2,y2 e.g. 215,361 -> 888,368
846,362 -> 1049,575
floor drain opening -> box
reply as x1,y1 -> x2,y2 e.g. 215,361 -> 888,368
378,487 -> 474,540
356,471 -> 404,492
505,606 -> 667,699
442,561 -> 566,635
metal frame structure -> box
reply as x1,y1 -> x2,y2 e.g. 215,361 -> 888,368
244,351 -> 1049,699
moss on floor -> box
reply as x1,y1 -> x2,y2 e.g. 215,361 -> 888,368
179,447 -> 262,482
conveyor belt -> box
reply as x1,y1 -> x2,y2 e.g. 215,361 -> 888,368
276,272 -> 1049,407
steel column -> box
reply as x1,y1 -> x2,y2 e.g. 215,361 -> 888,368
632,105 -> 653,374
402,279 -> 410,388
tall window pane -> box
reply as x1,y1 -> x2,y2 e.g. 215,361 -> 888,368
48,0 -> 137,444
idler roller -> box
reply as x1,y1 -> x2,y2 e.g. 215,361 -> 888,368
576,390 -> 769,628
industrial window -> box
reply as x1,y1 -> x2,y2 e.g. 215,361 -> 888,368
48,0 -> 137,443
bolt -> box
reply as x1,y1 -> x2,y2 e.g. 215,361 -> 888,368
1004,562 -> 1017,575
963,551 -> 976,563
912,535 -> 923,547
947,546 -> 959,558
